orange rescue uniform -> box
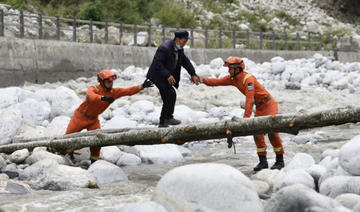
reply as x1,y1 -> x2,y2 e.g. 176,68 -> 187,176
66,84 -> 142,161
202,72 -> 284,156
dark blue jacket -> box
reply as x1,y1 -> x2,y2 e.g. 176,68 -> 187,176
146,40 -> 196,89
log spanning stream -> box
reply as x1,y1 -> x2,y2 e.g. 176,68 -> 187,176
1,106 -> 359,154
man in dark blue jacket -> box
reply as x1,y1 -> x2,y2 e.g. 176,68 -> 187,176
147,30 -> 200,127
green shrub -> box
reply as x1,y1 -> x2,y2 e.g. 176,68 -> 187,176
202,0 -> 237,13
2,0 -> 26,10
155,3 -> 196,28
275,10 -> 299,26
236,10 -> 271,32
78,1 -> 103,21
322,28 -> 352,50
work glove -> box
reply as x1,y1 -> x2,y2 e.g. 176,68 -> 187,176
101,96 -> 115,103
142,78 -> 154,88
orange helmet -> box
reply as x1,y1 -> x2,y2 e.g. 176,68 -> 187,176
97,69 -> 117,81
224,56 -> 245,70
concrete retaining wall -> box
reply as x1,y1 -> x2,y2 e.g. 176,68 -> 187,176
0,37 -> 359,87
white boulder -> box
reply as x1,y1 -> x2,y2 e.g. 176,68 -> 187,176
209,57 -> 225,70
25,149 -> 68,165
283,152 -> 315,172
21,159 -> 97,190
335,193 -> 360,210
0,87 -> 32,109
273,169 -> 316,192
265,184 -> 346,212
339,135 -> 360,175
152,163 -> 263,212
251,169 -> 282,188
0,108 -> 22,145
320,176 -> 360,198
116,152 -> 142,166
9,149 -> 29,164
100,146 -> 122,164
88,160 -> 128,184
133,144 -> 184,164
16,98 -> 51,126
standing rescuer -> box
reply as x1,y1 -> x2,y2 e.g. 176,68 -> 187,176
65,69 -> 153,163
201,56 -> 285,171
146,29 -> 200,128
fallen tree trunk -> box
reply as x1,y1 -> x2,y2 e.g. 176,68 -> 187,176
1,106 -> 360,154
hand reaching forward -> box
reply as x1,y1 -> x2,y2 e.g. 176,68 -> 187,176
191,74 -> 200,85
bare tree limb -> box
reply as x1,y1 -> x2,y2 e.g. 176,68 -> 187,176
1,106 -> 359,154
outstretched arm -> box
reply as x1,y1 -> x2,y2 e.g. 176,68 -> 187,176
112,85 -> 142,99
202,75 -> 234,86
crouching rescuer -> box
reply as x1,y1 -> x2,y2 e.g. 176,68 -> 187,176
201,57 -> 285,171
65,69 -> 153,163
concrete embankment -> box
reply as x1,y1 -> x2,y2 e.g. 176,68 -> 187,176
0,37 -> 358,87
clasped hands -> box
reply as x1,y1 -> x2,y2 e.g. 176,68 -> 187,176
167,74 -> 200,86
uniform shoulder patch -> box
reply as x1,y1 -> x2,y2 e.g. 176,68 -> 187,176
248,82 -> 254,90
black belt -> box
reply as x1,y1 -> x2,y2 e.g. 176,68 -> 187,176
255,96 -> 272,107
78,109 -> 97,120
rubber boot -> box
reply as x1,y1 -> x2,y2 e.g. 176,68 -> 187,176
253,155 -> 268,171
271,154 -> 285,170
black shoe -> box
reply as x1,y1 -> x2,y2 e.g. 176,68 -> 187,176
271,154 -> 285,170
253,155 -> 268,171
158,123 -> 169,128
165,118 -> 181,125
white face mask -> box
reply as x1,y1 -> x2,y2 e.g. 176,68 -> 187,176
175,43 -> 182,50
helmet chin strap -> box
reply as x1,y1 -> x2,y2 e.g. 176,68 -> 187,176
100,80 -> 112,91
230,69 -> 241,79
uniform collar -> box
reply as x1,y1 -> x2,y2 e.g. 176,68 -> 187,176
97,84 -> 113,93
232,71 -> 247,80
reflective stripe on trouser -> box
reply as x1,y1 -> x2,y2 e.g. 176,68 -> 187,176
254,133 -> 284,156
268,132 -> 284,155
90,155 -> 100,161
253,98 -> 284,155
66,109 -> 101,160
254,135 -> 267,156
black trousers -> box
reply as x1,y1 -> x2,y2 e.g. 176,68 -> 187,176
154,82 -> 176,124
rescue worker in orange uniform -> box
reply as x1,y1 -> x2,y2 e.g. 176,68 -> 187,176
65,69 -> 153,163
201,57 -> 285,171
